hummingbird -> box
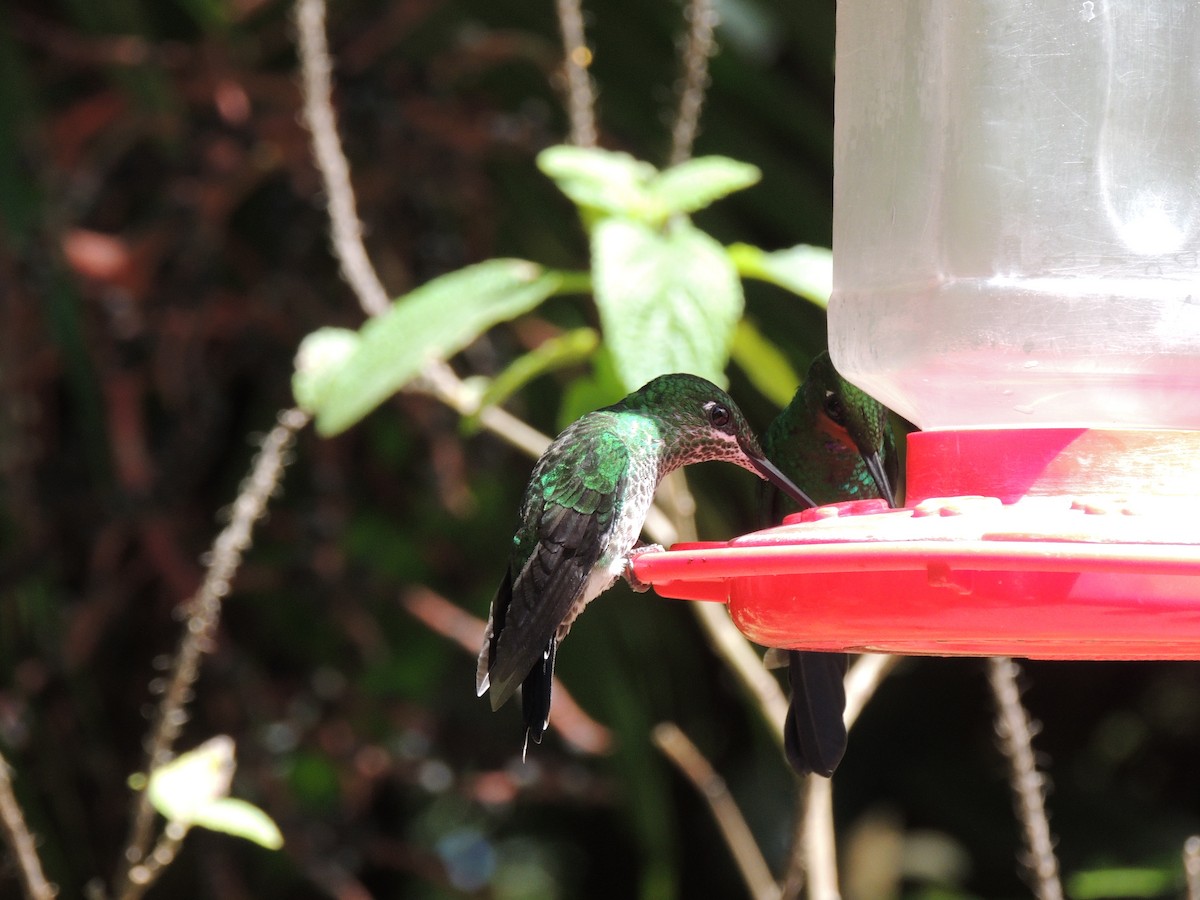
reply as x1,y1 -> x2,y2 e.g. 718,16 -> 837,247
760,351 -> 898,777
478,372 -> 816,753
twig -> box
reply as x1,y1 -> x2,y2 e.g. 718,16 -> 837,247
400,587 -> 614,755
987,657 -> 1063,900
652,473 -> 789,748
691,603 -> 788,748
782,654 -> 898,897
553,0 -> 597,147
0,751 -> 56,900
121,824 -> 186,898
294,0 -> 392,318
844,653 -> 900,729
1184,835 -> 1200,900
115,408 -> 309,900
801,776 -> 837,900
653,723 -> 780,900
668,0 -> 718,166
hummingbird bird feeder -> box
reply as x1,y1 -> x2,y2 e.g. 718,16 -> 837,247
634,0 -> 1200,659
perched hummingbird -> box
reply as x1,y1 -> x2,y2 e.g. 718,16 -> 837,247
478,373 -> 816,753
760,352 -> 898,777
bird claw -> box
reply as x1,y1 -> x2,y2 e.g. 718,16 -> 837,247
622,543 -> 664,593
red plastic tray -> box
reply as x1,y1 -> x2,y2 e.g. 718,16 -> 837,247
631,429 -> 1200,660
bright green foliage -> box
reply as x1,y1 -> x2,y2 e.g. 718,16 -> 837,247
309,260 -> 563,435
592,218 -> 741,390
537,146 -> 661,223
556,348 -> 627,431
463,327 -> 600,434
727,242 -> 833,307
648,156 -> 762,217
144,736 -> 283,851
537,145 -> 762,390
183,799 -> 285,851
292,327 -> 360,416
731,319 -> 802,408
292,144 -> 813,433
536,146 -> 760,228
1067,866 -> 1180,899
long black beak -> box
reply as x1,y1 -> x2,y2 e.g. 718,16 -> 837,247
747,451 -> 817,510
862,450 -> 897,508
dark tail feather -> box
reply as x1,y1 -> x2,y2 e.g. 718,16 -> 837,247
783,650 -> 848,777
521,636 -> 557,754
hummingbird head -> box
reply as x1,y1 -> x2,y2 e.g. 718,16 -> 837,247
803,353 -> 899,506
620,373 -> 816,509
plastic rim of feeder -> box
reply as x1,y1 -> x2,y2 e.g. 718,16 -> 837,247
632,428 -> 1200,660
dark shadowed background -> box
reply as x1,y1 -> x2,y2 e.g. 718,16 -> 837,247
2,1 -> 1199,897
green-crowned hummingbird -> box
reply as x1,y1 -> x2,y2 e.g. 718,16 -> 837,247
761,351 -> 898,777
478,373 -> 816,753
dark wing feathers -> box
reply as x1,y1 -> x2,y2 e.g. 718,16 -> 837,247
484,422 -> 629,720
485,523 -> 594,710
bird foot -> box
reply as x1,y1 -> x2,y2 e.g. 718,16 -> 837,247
622,543 -> 664,593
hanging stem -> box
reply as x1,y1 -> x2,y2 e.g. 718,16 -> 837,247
553,0 -> 598,147
669,0 -> 718,166
115,408 -> 309,900
988,657 -> 1063,900
0,751 -> 56,900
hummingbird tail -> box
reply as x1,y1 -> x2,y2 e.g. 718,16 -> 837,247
521,636 -> 557,749
783,650 -> 849,778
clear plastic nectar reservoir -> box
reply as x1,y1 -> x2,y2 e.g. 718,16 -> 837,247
829,1 -> 1200,430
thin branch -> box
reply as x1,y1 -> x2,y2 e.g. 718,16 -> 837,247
121,824 -> 186,899
115,408 -> 310,900
553,0 -> 597,147
987,657 -> 1063,900
781,654 -> 899,896
691,603 -> 788,747
414,360 -> 550,460
800,776 -> 837,900
844,653 -> 900,729
651,473 -> 789,747
294,0 -> 391,318
0,752 -> 56,900
1185,835 -> 1200,900
653,723 -> 780,900
669,0 -> 718,166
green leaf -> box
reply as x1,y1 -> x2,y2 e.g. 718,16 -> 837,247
189,798 -> 284,850
539,147 -> 760,227
537,145 -> 659,222
314,260 -> 562,436
292,327 -> 360,414
728,242 -> 833,308
730,319 -> 801,408
463,327 -> 600,433
593,218 -> 742,389
146,736 -> 235,823
144,737 -> 284,850
649,157 -> 761,216
1067,866 -> 1178,899
557,347 -> 626,431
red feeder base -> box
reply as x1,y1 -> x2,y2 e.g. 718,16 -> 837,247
632,429 -> 1200,660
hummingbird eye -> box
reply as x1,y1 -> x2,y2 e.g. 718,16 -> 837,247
706,402 -> 733,431
823,390 -> 847,426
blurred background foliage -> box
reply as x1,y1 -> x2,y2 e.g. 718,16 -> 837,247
2,0 -> 1200,897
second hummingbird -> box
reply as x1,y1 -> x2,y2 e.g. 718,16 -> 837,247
478,372 -> 815,754
760,352 -> 898,777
